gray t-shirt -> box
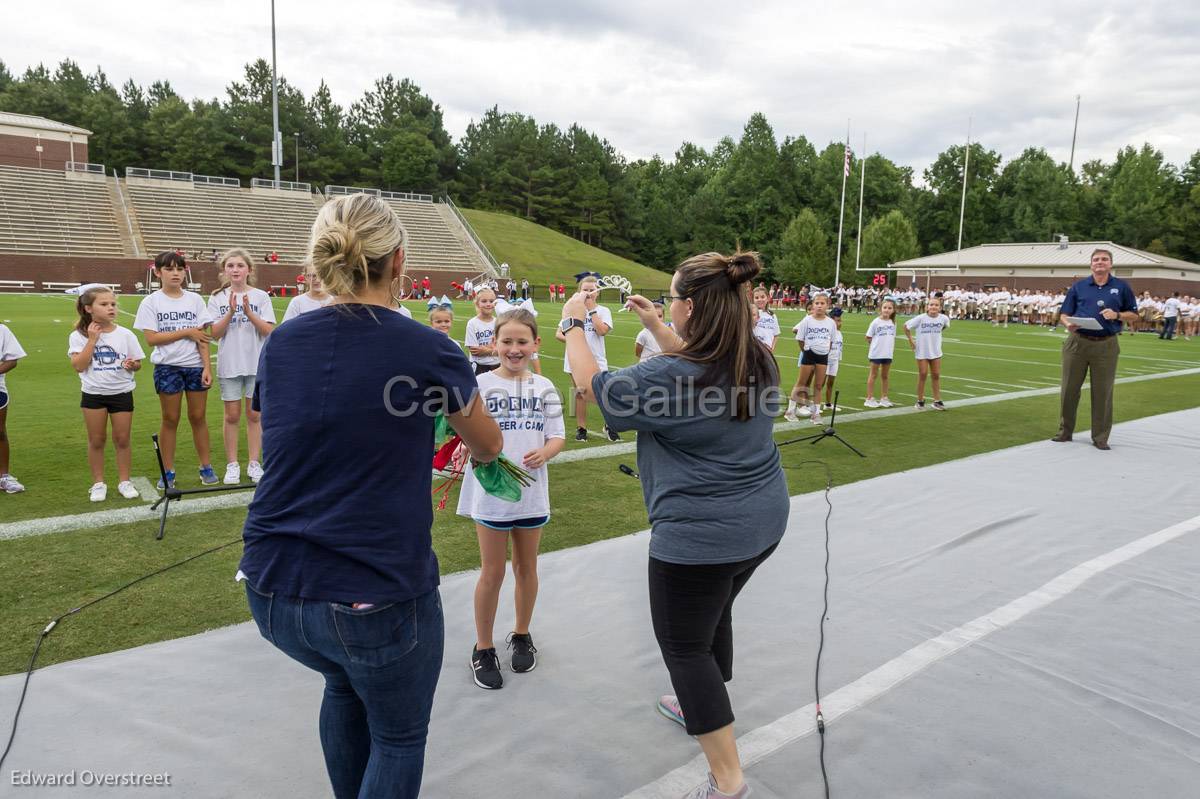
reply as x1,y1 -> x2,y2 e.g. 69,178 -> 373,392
593,356 -> 789,564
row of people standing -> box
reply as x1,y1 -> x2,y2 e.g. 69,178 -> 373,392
0,250 -> 282,502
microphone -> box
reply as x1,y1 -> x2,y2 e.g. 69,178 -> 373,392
618,464 -> 640,479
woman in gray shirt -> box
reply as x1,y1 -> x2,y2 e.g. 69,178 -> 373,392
561,251 -> 788,799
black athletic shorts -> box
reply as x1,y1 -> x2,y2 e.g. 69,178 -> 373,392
81,391 -> 134,413
800,350 -> 830,366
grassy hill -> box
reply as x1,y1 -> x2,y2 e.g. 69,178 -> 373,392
462,208 -> 672,292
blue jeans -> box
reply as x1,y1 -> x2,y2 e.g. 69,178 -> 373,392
1160,317 -> 1177,339
245,582 -> 444,799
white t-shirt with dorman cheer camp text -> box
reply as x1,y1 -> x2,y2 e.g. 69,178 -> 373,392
465,316 -> 499,367
281,292 -> 331,323
753,313 -> 781,347
456,370 -> 566,522
792,315 -> 837,356
563,305 -> 613,373
134,290 -> 213,367
207,287 -> 277,379
905,313 -> 950,360
68,325 -> 146,395
866,317 -> 897,360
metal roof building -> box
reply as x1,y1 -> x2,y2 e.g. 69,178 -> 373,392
887,238 -> 1199,295
0,113 -> 92,170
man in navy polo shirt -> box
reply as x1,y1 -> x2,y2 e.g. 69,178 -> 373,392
1053,248 -> 1138,450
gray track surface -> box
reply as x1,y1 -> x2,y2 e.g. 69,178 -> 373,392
2,409 -> 1198,798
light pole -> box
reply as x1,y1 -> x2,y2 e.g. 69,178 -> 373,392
270,0 -> 282,183
294,133 -> 299,183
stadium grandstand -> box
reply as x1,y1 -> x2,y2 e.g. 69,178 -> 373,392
0,114 -> 498,293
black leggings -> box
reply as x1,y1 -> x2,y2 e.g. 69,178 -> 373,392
648,542 -> 778,735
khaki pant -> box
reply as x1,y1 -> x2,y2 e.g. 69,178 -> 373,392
1058,333 -> 1119,445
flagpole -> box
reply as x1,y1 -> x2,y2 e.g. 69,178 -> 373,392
834,119 -> 850,287
854,133 -> 867,274
954,117 -> 972,271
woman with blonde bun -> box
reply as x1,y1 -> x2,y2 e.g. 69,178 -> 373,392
239,192 -> 502,799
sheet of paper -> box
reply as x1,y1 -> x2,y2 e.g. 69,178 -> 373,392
1065,316 -> 1104,331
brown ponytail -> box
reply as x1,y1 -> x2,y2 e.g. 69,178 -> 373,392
673,251 -> 778,421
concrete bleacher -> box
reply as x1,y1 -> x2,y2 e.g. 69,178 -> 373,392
0,164 -> 124,257
382,198 -> 489,275
125,177 -> 318,264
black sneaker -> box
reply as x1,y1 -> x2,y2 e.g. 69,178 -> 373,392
507,632 -> 538,673
603,425 -> 621,442
574,427 -> 588,442
914,400 -> 926,410
471,646 -> 503,690
932,400 -> 946,411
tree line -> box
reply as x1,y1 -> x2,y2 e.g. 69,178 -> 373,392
2,59 -> 1198,283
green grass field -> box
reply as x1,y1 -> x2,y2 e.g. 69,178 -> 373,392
463,208 -> 674,293
1,290 -> 1198,675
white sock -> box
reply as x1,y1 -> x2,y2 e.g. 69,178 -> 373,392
787,400 -> 796,414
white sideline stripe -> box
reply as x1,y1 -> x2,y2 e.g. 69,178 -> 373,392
623,512 -> 1200,798
2,366 -> 1199,542
0,488 -> 256,541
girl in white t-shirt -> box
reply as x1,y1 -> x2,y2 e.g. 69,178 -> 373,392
465,287 -> 500,375
634,301 -> 667,361
0,322 -> 28,494
208,249 -> 276,485
459,309 -> 566,689
864,299 -> 898,408
281,263 -> 331,322
751,287 -> 780,350
822,311 -> 844,410
556,274 -> 616,441
134,251 -> 216,489
785,293 -> 837,424
904,296 -> 950,410
69,287 -> 146,502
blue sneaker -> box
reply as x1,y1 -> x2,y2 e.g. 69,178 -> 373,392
198,465 -> 218,485
156,470 -> 176,490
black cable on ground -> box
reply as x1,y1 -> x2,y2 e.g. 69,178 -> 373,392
783,457 -> 834,799
0,536 -> 241,773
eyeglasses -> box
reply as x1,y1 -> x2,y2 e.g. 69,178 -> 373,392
659,294 -> 688,303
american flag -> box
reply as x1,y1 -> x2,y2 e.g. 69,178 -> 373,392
844,146 -> 852,177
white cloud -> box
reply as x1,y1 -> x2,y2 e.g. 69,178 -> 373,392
3,0 -> 1197,175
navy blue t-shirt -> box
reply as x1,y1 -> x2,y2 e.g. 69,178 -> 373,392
240,305 -> 478,603
1060,274 -> 1136,337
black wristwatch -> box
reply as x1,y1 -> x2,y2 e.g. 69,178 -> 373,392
559,318 -> 586,335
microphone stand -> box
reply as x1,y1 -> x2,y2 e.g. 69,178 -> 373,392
778,390 -> 866,458
149,434 -> 256,540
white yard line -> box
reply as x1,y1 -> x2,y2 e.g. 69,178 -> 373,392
4,366 -> 1199,543
623,511 -> 1200,798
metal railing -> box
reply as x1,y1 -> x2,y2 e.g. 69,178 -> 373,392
126,167 -> 193,182
111,167 -> 140,257
193,174 -> 240,188
380,189 -> 433,203
324,185 -> 433,203
252,177 -> 312,193
441,194 -> 499,274
64,161 -> 105,175
325,184 -> 381,198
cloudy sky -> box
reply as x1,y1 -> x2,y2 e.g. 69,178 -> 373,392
4,0 -> 1198,175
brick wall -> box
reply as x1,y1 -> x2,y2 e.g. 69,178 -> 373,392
0,134 -> 88,170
